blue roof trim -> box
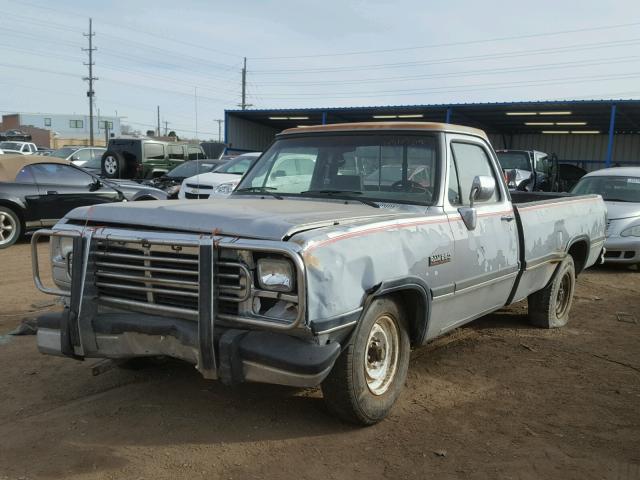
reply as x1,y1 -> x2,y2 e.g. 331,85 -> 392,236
225,99 -> 640,115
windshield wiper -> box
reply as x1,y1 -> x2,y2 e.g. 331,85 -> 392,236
301,190 -> 380,208
235,186 -> 283,199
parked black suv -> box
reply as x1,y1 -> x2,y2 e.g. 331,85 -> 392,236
101,138 -> 207,179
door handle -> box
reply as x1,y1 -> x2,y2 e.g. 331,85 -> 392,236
47,190 -> 58,195
501,215 -> 515,222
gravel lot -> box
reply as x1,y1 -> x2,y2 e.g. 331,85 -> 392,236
1,240 -> 639,480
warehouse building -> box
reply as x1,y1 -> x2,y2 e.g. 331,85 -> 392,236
224,99 -> 640,170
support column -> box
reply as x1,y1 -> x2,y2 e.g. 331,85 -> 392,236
322,111 -> 327,125
445,107 -> 452,124
605,104 -> 617,168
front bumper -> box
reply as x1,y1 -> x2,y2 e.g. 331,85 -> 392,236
37,309 -> 341,387
603,236 -> 640,264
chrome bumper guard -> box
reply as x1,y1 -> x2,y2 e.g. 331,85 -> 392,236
31,227 -> 307,378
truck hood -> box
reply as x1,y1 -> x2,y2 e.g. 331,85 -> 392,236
65,197 -> 413,240
605,201 -> 640,220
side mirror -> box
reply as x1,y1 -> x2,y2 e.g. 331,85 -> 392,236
459,175 -> 496,231
71,155 -> 80,162
469,175 -> 496,208
89,179 -> 102,191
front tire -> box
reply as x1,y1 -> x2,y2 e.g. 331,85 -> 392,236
322,297 -> 410,425
528,255 -> 575,328
0,206 -> 22,249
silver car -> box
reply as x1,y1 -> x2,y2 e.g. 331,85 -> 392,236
572,167 -> 640,266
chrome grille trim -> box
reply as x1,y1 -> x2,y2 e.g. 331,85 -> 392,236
216,261 -> 251,302
94,240 -> 200,319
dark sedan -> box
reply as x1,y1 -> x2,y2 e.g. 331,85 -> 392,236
0,155 -> 167,248
143,158 -> 227,198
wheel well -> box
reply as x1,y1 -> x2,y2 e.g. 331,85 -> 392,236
385,289 -> 429,347
568,240 -> 589,275
0,200 -> 24,225
134,195 -> 156,201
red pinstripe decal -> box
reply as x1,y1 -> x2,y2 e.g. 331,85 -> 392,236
304,209 -> 515,252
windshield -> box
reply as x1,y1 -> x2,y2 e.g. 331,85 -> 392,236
497,152 -> 531,171
572,175 -> 640,202
49,147 -> 77,158
168,160 -> 223,178
235,134 -> 439,205
0,142 -> 22,151
215,155 -> 258,175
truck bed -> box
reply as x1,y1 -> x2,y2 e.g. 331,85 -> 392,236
509,192 -> 606,304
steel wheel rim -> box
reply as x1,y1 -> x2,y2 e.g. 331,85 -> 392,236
104,156 -> 117,175
555,271 -> 572,317
0,212 -> 16,245
365,314 -> 400,396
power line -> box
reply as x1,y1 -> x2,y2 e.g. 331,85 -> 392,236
251,56 -> 640,88
249,21 -> 640,60
11,0 -> 245,61
251,72 -> 640,100
250,38 -> 640,74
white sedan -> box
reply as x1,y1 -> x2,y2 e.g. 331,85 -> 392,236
178,152 -> 260,200
571,166 -> 640,267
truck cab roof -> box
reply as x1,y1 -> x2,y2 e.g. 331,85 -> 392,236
280,122 -> 488,139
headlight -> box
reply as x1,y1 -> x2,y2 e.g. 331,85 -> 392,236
50,235 -> 74,285
166,185 -> 180,197
257,258 -> 294,292
50,236 -> 73,265
621,225 -> 640,237
213,182 -> 238,195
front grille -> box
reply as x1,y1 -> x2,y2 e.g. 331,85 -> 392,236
185,192 -> 210,199
93,240 -> 250,320
94,241 -> 200,318
186,183 -> 213,190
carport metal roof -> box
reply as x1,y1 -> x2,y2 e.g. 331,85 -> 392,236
225,99 -> 640,135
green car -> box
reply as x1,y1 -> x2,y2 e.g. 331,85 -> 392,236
101,138 -> 206,179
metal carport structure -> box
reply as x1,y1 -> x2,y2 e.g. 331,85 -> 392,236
225,99 -> 640,170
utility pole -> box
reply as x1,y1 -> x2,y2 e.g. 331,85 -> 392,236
157,105 -> 160,137
83,18 -> 97,146
194,87 -> 199,140
214,119 -> 223,142
164,120 -> 169,136
241,57 -> 247,110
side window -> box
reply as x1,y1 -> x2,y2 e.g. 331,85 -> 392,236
74,149 -> 92,162
188,146 -> 204,160
15,166 -> 36,183
30,164 -> 94,186
447,154 -> 461,205
144,143 -> 165,160
449,142 -> 500,206
168,145 -> 184,160
535,154 -> 549,173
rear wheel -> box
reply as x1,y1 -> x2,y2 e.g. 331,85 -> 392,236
101,151 -> 125,179
322,297 -> 410,425
0,206 -> 22,249
528,256 -> 575,328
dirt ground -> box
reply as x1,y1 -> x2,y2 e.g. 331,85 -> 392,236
0,240 -> 639,480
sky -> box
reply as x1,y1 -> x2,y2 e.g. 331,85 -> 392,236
1,0 -> 639,140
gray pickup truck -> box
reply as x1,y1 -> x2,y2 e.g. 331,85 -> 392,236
32,122 -> 606,425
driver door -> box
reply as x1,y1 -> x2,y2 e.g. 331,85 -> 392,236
29,164 -> 120,224
436,135 -> 519,333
